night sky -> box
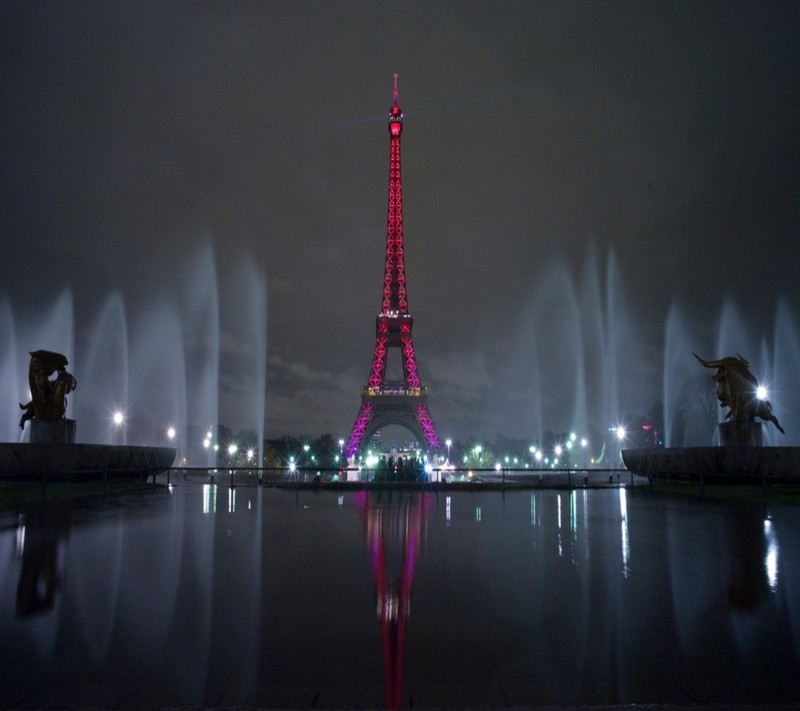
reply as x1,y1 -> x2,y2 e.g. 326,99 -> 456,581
2,2 -> 799,445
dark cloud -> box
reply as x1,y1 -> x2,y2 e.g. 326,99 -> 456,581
2,2 -> 799,445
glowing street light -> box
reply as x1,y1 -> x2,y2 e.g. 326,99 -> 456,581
166,426 -> 176,440
757,385 -> 768,400
226,443 -> 238,486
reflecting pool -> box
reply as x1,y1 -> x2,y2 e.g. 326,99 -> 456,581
2,485 -> 800,708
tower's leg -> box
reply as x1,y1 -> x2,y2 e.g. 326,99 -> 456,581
369,329 -> 389,388
346,401 -> 374,461
400,333 -> 421,388
415,403 -> 440,451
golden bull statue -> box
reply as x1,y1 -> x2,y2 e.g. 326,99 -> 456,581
693,353 -> 784,434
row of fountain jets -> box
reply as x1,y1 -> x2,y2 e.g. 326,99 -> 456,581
1,245 -> 798,464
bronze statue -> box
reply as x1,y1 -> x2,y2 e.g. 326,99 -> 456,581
693,353 -> 784,434
19,350 -> 77,429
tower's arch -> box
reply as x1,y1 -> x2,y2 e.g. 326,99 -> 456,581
359,407 -> 429,455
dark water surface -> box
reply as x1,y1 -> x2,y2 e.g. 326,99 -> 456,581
2,485 -> 800,708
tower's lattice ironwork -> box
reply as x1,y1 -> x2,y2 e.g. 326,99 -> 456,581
346,76 -> 440,461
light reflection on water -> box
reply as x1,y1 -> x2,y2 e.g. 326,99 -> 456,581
764,517 -> 779,591
620,487 -> 631,578
1,487 -> 800,708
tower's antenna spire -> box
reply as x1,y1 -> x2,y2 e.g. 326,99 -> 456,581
393,72 -> 398,104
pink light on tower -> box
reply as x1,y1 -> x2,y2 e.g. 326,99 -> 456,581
346,76 -> 441,460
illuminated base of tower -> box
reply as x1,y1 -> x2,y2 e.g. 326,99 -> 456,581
347,390 -> 440,461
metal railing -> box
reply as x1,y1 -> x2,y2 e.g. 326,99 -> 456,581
158,465 -> 643,489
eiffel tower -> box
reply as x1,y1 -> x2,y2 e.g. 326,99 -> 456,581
345,76 -> 440,461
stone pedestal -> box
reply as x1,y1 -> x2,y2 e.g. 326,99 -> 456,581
719,421 -> 762,447
30,418 -> 76,444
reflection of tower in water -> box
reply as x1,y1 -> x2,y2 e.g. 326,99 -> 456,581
356,491 -> 428,709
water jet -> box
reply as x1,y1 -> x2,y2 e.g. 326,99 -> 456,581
0,242 -> 267,479
0,349 -> 174,479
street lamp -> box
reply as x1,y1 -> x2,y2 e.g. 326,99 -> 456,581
614,425 -> 627,467
303,444 -> 311,480
227,444 -> 238,486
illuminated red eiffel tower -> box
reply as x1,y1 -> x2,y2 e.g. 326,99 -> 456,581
345,76 -> 440,461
